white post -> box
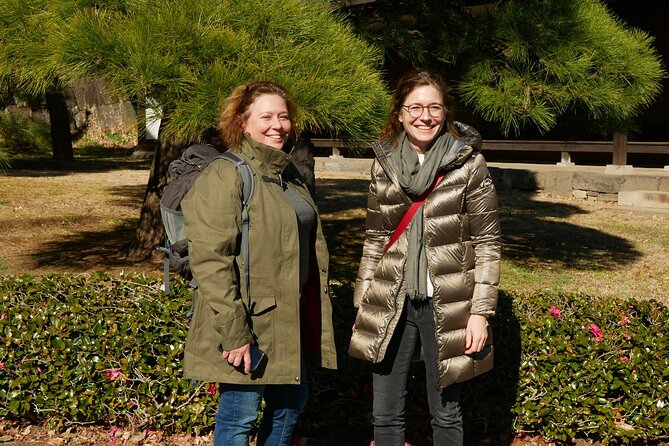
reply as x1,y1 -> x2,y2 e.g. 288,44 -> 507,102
557,151 -> 575,166
330,147 -> 343,159
145,97 -> 162,140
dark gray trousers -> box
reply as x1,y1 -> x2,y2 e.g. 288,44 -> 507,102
372,297 -> 463,446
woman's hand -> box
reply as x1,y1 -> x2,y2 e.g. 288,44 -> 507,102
222,343 -> 252,374
465,314 -> 488,355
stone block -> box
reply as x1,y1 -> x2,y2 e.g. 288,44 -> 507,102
572,172 -> 622,194
605,164 -> 634,174
598,193 -> 618,202
96,101 -> 137,130
68,78 -> 109,109
620,176 -> 660,192
659,177 -> 669,192
572,189 -> 588,199
488,168 -> 506,190
501,169 -> 543,191
4,105 -> 32,118
618,191 -> 634,207
543,171 -> 573,197
618,191 -> 669,209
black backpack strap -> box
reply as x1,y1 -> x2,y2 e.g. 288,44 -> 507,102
216,152 -> 255,312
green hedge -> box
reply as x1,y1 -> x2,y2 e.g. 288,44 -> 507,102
1,274 -> 668,445
464,289 -> 669,445
0,274 -> 217,431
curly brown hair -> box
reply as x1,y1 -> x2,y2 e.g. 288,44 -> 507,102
218,81 -> 298,150
381,69 -> 460,142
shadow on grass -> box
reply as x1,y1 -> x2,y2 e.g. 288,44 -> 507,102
107,184 -> 146,209
317,178 -> 369,284
317,180 -> 642,287
30,221 -> 154,271
499,192 -> 641,270
30,184 -> 151,272
5,153 -> 151,176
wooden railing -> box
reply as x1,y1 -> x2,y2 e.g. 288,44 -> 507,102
310,133 -> 669,169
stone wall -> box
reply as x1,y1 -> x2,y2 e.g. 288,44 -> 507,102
2,78 -> 137,148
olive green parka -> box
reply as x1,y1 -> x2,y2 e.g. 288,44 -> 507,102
348,122 -> 501,388
182,139 -> 337,385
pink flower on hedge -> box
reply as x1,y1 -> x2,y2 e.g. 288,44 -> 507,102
1,312 -> 6,320
589,324 -> 604,342
104,369 -> 125,380
37,367 -> 42,374
620,356 -> 630,363
0,362 -> 4,370
619,316 -> 631,326
550,306 -> 562,318
623,330 -> 632,340
206,383 -> 217,395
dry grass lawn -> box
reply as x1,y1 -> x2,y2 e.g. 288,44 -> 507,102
1,159 -> 668,306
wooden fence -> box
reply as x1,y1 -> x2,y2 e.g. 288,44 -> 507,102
311,133 -> 669,169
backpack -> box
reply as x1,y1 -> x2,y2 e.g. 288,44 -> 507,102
158,143 -> 254,296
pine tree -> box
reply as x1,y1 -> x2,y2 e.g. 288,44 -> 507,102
457,0 -> 665,136
343,0 -> 665,137
1,0 -> 390,258
0,0 -> 75,161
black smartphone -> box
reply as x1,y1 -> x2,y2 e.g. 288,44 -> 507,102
220,344 -> 266,372
249,345 -> 266,372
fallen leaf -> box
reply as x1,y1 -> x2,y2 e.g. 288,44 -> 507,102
614,420 -> 636,431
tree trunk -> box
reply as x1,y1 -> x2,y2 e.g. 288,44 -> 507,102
45,90 -> 74,162
126,138 -> 182,260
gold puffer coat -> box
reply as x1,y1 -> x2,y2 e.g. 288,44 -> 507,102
348,123 -> 501,388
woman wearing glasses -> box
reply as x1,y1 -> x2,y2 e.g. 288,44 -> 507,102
348,69 -> 501,445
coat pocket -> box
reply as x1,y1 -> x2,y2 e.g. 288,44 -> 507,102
248,294 -> 277,316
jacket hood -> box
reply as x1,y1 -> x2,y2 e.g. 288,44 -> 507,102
452,121 -> 482,153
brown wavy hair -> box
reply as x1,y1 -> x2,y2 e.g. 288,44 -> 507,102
381,68 -> 460,142
218,81 -> 298,150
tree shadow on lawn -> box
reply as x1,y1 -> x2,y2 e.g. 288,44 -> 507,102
30,184 -> 155,272
316,178 -> 369,284
5,156 -> 151,176
31,221 -> 158,272
106,184 -> 146,209
317,179 -> 642,286
499,192 -> 641,270
25,177 -> 639,280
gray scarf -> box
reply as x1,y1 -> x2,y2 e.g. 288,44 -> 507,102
390,131 -> 459,301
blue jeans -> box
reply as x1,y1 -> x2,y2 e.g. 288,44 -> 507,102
213,361 -> 308,446
372,297 -> 463,446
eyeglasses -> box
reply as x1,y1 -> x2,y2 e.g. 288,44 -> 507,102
402,104 -> 445,118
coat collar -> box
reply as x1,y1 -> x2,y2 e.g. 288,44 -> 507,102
239,135 -> 292,177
